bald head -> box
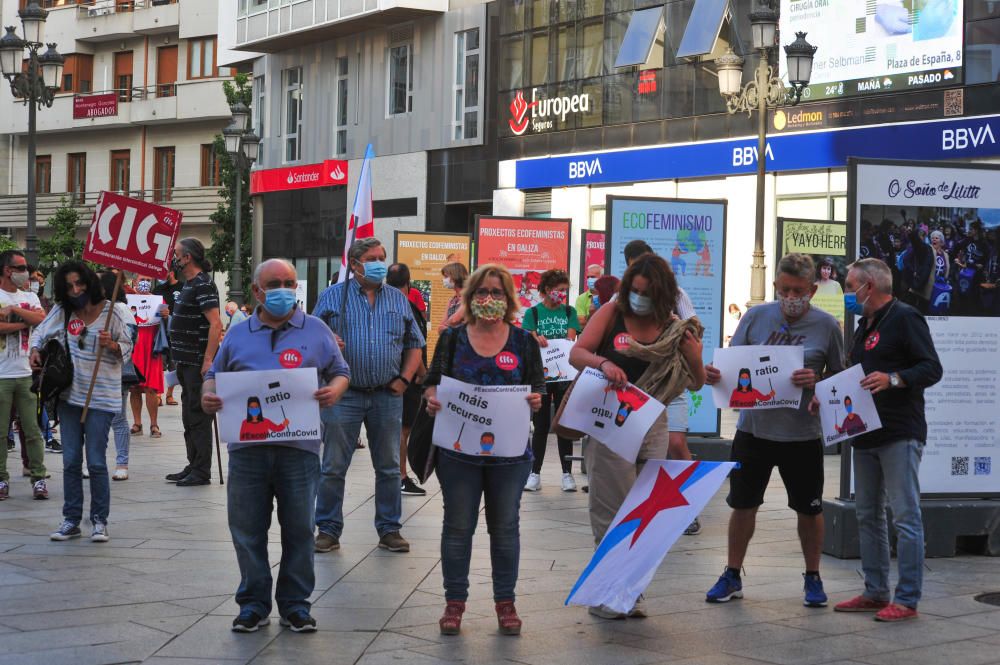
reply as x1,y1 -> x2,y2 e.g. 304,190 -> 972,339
253,259 -> 297,288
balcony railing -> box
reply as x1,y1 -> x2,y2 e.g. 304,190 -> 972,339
77,0 -> 176,17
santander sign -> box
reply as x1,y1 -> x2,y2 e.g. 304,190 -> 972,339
508,88 -> 591,136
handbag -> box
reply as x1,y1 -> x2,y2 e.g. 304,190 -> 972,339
152,319 -> 170,359
31,308 -> 75,405
406,329 -> 458,484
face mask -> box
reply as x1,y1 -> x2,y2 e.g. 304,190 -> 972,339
137,280 -> 152,294
171,258 -> 184,274
845,403 -> 853,414
470,296 -> 506,322
29,282 -> 40,294
10,271 -> 28,288
628,291 -> 653,316
359,260 -> 387,284
262,288 -> 297,317
549,290 -> 568,305
844,283 -> 869,316
739,377 -> 750,387
778,293 -> 811,319
248,407 -> 261,417
443,277 -> 454,290
68,293 -> 89,310
587,277 -> 597,291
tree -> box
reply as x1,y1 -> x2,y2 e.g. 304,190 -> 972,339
0,235 -> 19,253
38,199 -> 85,272
207,73 -> 253,301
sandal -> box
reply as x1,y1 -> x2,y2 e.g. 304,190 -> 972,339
112,467 -> 128,481
150,426 -> 162,439
158,396 -> 163,406
166,397 -> 178,406
130,424 -> 143,435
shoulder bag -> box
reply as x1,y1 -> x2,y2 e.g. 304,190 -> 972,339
31,308 -> 75,405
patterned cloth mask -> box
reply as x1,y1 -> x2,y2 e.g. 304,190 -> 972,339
470,296 -> 506,322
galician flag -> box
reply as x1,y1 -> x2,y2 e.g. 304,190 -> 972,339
566,460 -> 736,613
338,144 -> 375,283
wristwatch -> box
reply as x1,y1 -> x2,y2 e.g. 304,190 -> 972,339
889,372 -> 901,388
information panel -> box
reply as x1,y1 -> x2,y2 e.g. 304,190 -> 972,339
781,0 -> 964,101
605,196 -> 726,436
777,218 -> 848,325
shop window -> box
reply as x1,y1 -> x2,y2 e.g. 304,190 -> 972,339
614,6 -> 664,68
388,43 -> 413,115
454,29 -> 481,140
676,0 -> 731,59
966,18 -> 1000,84
200,144 -> 221,187
335,58 -> 349,155
67,153 -> 86,205
283,67 -> 303,162
35,155 -> 51,195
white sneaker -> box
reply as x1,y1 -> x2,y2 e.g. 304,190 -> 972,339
561,473 -> 577,492
588,604 -> 626,620
91,521 -> 110,543
524,473 -> 541,492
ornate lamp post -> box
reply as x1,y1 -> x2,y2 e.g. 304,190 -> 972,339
223,101 -> 260,307
717,2 -> 816,307
0,2 -> 65,266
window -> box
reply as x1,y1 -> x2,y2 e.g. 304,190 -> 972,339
676,0 -> 730,59
966,18 -> 1000,84
500,35 -> 524,90
335,58 -> 348,155
35,155 -> 51,195
614,6 -> 664,68
578,20 -> 604,79
388,43 -> 413,115
454,29 -> 480,140
110,150 -> 130,193
253,75 -> 266,140
530,30 -> 550,85
282,67 -> 303,162
153,147 -> 175,203
114,51 -> 133,102
201,144 -> 221,187
60,54 -> 93,94
188,38 -> 217,79
157,45 -> 178,97
67,153 -> 86,205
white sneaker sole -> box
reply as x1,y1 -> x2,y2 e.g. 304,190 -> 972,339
588,605 -> 626,620
50,532 -> 81,541
706,591 -> 743,603
91,534 -> 110,543
279,617 -> 317,632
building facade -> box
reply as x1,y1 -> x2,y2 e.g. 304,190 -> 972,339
0,0 -> 232,263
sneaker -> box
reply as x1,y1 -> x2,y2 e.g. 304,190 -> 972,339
834,595 -> 890,613
314,532 -> 340,553
803,573 -> 828,608
91,521 -> 110,543
561,473 -> 577,492
232,608 -> 270,633
378,531 -> 410,553
588,604 -> 627,620
46,438 -> 61,453
82,467 -> 89,479
280,610 -> 317,633
524,472 -> 541,492
439,600 -> 466,635
0,480 -> 8,500
684,518 -> 701,536
874,603 -> 918,622
706,568 -> 743,603
628,594 -> 648,618
401,476 -> 426,496
32,479 -> 49,500
50,520 -> 81,541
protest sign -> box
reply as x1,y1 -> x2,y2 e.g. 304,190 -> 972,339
566,459 -> 737,613
559,368 -> 665,463
815,364 -> 882,447
541,339 -> 578,383
579,230 -> 606,296
215,368 -> 321,445
84,191 -> 183,279
125,294 -> 164,327
711,345 -> 804,410
432,375 -> 530,458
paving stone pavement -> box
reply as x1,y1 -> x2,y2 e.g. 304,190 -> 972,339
2,404 -> 999,664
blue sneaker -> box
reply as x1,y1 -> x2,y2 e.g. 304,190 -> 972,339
706,568 -> 743,603
803,573 -> 828,608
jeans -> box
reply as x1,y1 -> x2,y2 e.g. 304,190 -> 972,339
58,402 -> 115,525
0,377 -> 46,483
316,389 -> 403,538
436,450 -> 531,602
228,446 -> 320,618
531,382 -> 573,474
177,364 -> 212,480
111,389 -> 130,466
853,438 -> 925,608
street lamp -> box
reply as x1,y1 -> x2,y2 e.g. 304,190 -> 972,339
223,102 -> 259,307
717,2 -> 816,307
0,2 -> 64,267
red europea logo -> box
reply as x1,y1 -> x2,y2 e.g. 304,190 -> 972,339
865,332 -> 880,351
508,90 -> 537,136
496,351 -> 519,371
279,349 -> 303,368
68,319 -> 85,336
613,333 -> 632,351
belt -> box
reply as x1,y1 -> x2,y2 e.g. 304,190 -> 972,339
349,385 -> 389,394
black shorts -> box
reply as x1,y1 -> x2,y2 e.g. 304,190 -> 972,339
726,430 -> 824,515
402,383 -> 424,429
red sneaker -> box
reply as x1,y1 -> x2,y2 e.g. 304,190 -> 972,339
874,603 -> 918,622
438,601 -> 465,635
495,600 -> 522,636
834,595 -> 890,612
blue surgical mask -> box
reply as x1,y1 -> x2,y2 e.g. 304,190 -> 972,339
739,377 -> 750,387
361,260 -> 387,284
587,277 -> 597,290
628,291 -> 652,316
844,283 -> 869,316
845,403 -> 853,414
262,288 -> 297,317
248,407 -> 261,417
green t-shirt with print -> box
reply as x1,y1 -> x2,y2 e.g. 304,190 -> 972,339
522,303 -> 582,339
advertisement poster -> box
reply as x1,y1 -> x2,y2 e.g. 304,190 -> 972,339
580,230 -> 607,297
215,368 -> 321,445
432,376 -> 530,458
559,368 -> 666,463
851,159 -> 1000,496
394,232 -> 471,359
781,0 -> 964,101
125,294 -> 163,327
606,196 -> 725,435
541,339 -> 578,383
815,365 -> 883,447
710,345 -> 804,411
474,216 -> 571,325
777,218 -> 848,325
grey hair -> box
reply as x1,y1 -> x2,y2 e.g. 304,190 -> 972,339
776,253 -> 815,282
849,258 -> 893,294
930,230 -> 945,243
348,237 -> 383,263
253,258 -> 296,285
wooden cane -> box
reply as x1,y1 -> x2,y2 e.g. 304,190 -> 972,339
81,271 -> 124,422
212,416 -> 224,485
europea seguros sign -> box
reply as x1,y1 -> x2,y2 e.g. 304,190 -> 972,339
508,88 -> 594,136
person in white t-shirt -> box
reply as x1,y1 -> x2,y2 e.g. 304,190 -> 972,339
0,250 -> 48,501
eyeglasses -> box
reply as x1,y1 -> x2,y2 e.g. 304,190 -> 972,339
262,279 -> 296,289
474,288 -> 505,299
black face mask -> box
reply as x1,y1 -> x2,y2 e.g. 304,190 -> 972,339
171,258 -> 184,274
68,293 -> 89,311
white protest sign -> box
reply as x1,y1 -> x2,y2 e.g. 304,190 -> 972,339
711,345 -> 804,410
215,368 -> 321,445
433,375 -> 530,458
559,368 -> 665,463
541,338 -> 578,383
815,364 -> 882,447
125,294 -> 164,326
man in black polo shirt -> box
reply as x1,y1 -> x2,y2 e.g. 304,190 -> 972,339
165,238 -> 223,487
829,258 -> 942,622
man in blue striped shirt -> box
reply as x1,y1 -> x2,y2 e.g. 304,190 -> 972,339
313,238 -> 424,554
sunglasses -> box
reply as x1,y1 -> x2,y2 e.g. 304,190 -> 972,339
474,288 -> 505,299
8,265 -> 27,272
77,327 -> 89,350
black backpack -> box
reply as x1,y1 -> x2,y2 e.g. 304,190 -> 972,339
31,308 -> 75,406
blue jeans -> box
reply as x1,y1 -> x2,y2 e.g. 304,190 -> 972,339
228,446 -> 320,618
853,438 -> 925,608
435,449 -> 532,602
57,403 -> 115,525
316,389 -> 403,538
112,389 -> 130,466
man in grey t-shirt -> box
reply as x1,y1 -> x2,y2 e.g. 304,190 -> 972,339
704,254 -> 844,609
